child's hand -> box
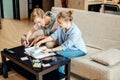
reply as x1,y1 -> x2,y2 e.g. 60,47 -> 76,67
34,41 -> 41,48
23,40 -> 29,47
29,37 -> 39,47
42,49 -> 51,53
29,36 -> 45,47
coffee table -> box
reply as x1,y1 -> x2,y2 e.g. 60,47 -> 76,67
1,46 -> 71,80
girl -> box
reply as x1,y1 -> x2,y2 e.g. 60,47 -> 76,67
36,10 -> 87,74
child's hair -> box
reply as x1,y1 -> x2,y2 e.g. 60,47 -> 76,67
30,8 -> 45,22
57,10 -> 73,21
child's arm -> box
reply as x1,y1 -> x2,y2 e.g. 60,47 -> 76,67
36,36 -> 53,47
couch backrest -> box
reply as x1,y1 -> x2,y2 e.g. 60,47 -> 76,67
51,7 -> 120,50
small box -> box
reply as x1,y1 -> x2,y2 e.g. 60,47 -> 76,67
32,59 -> 42,68
33,62 -> 41,68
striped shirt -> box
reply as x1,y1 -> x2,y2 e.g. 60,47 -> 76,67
34,11 -> 57,36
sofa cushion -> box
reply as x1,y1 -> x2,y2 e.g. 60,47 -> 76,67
90,49 -> 120,66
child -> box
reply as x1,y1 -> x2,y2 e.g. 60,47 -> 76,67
22,8 -> 58,48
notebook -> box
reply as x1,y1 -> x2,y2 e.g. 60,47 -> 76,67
25,46 -> 56,59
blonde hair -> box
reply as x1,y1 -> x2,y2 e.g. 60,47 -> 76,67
30,8 -> 45,22
57,10 -> 73,21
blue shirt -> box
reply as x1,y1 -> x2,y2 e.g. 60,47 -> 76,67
51,22 -> 87,53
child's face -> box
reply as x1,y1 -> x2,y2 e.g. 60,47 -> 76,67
34,17 -> 45,27
57,18 -> 67,29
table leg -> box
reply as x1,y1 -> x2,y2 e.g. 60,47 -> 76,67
65,61 -> 71,80
36,74 -> 42,80
1,54 -> 8,78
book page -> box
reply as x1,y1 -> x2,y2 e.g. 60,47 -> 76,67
25,46 -> 56,59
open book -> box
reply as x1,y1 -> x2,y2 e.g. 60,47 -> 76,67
24,46 -> 56,59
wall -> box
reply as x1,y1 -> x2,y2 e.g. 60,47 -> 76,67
68,0 -> 84,10
54,0 -> 62,7
2,0 -> 28,19
54,0 -> 85,10
54,0 -> 119,10
0,1 -> 1,29
19,0 -> 28,19
3,0 -> 13,18
43,0 -> 54,12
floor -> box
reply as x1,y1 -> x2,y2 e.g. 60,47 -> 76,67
0,19 -> 83,80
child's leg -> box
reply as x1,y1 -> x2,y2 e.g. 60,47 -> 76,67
56,49 -> 86,74
21,34 -> 27,44
56,49 -> 86,59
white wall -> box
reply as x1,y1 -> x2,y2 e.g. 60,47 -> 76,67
19,0 -> 28,19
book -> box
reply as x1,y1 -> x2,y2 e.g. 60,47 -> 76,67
24,46 -> 56,59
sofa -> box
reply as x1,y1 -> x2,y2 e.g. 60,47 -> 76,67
27,7 -> 120,80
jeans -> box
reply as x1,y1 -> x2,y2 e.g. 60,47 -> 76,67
56,48 -> 86,74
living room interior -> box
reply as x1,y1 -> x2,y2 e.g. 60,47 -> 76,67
0,0 -> 120,80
